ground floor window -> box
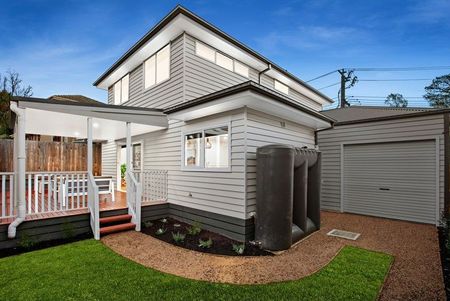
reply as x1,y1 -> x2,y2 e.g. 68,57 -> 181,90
183,125 -> 230,171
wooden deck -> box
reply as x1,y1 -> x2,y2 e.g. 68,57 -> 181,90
0,190 -> 165,225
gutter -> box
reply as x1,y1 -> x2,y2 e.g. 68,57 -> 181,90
8,102 -> 26,238
258,64 -> 271,84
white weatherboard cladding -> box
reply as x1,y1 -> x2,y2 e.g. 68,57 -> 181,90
343,140 -> 437,224
103,109 -> 247,219
101,108 -> 317,219
317,114 -> 444,222
245,109 -> 315,216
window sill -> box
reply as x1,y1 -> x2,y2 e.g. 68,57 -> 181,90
143,77 -> 171,93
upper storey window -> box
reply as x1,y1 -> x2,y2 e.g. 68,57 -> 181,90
144,44 -> 171,89
274,80 -> 289,95
195,41 -> 249,78
113,74 -> 129,105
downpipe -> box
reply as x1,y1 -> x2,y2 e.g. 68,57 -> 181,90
8,102 -> 26,238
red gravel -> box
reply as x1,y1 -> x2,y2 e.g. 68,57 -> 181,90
102,211 -> 445,300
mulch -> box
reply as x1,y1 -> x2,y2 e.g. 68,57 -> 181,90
102,211 -> 446,301
140,217 -> 272,256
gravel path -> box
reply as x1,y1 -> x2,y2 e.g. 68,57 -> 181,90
102,211 -> 445,300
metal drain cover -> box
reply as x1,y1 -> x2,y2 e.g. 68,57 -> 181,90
327,229 -> 360,240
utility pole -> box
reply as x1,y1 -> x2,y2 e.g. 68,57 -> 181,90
338,69 -> 347,108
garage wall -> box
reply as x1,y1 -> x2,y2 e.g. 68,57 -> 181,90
317,114 -> 444,217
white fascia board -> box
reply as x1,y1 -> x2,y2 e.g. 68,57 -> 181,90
167,91 -> 331,130
18,101 -> 168,128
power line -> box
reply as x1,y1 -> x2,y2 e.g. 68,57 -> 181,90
348,95 -> 425,99
347,66 -> 450,72
305,70 -> 338,82
317,82 -> 340,90
358,78 -> 433,82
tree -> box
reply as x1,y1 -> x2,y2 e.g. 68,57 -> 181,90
424,74 -> 450,108
385,93 -> 408,108
0,70 -> 33,137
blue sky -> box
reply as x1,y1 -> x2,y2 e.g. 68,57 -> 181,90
1,0 -> 450,107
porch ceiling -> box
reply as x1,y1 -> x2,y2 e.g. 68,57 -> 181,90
14,97 -> 168,140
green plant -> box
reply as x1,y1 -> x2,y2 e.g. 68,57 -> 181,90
172,232 -> 186,243
120,163 -> 126,179
143,221 -> 153,228
232,243 -> 245,255
186,221 -> 201,235
198,238 -> 213,249
155,227 -> 166,235
62,222 -> 75,239
160,218 -> 168,224
18,232 -> 35,249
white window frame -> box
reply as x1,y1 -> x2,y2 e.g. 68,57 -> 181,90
181,122 -> 232,172
143,43 -> 171,90
194,40 -> 249,78
113,74 -> 129,105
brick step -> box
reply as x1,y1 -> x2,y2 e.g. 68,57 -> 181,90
99,214 -> 132,225
100,222 -> 136,236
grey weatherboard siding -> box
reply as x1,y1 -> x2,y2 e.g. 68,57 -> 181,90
317,113 -> 444,223
102,33 -> 326,224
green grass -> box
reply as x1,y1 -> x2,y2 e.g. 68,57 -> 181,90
0,240 -> 392,301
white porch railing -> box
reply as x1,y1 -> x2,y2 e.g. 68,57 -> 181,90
87,173 -> 100,240
0,171 -> 89,219
127,170 -> 142,231
0,172 -> 14,218
134,170 -> 168,202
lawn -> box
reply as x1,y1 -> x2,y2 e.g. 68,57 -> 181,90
0,240 -> 392,301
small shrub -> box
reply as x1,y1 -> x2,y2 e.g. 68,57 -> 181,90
232,243 -> 245,255
160,218 -> 168,224
120,164 -> 126,179
172,232 -> 186,243
186,222 -> 201,235
18,232 -> 35,249
198,238 -> 213,249
155,227 -> 166,235
143,221 -> 153,228
62,222 -> 75,239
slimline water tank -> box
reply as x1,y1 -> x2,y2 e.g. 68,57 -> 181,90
255,144 -> 321,251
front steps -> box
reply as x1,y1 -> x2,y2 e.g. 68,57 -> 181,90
99,214 -> 135,236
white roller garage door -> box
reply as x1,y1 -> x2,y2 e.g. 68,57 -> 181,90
343,140 -> 437,224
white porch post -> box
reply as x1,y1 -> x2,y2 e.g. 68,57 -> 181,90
87,117 -> 93,175
126,122 -> 131,202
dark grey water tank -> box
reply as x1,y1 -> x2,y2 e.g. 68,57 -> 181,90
255,144 -> 321,251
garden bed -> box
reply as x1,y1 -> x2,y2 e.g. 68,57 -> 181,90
0,233 -> 92,258
141,217 -> 272,256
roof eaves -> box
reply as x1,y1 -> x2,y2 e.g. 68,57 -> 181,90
163,81 -> 334,123
328,109 -> 450,127
13,96 -> 164,113
92,5 -> 333,104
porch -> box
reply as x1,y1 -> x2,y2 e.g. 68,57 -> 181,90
0,171 -> 168,225
5,97 -> 169,239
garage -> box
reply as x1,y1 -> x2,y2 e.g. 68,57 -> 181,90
343,140 -> 437,224
317,106 -> 446,225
